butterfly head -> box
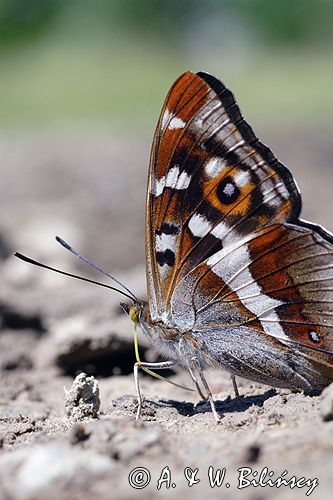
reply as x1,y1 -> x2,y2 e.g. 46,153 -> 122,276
120,302 -> 144,325
129,304 -> 141,324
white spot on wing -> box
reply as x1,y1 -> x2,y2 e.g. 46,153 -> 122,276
152,176 -> 166,197
156,229 -> 177,278
156,233 -> 176,254
227,139 -> 245,153
188,213 -> 212,238
207,241 -> 287,339
276,181 -> 289,200
211,221 -> 229,240
205,157 -> 227,178
175,170 -> 191,190
151,167 -> 191,197
161,109 -> 172,131
234,170 -> 250,188
161,109 -> 185,131
159,265 -> 170,278
168,116 -> 186,130
166,166 -> 180,188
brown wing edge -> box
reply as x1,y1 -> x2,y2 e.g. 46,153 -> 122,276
145,72 -> 194,319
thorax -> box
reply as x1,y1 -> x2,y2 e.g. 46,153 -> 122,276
138,303 -> 212,369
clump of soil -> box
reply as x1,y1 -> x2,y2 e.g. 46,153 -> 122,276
64,373 -> 100,421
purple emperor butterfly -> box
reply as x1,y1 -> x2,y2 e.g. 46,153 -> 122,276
15,71 -> 333,422
127,71 -> 333,422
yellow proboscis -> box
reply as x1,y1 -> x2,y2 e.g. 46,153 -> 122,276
130,306 -> 193,392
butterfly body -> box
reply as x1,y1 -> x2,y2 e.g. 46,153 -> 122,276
139,302 -> 214,370
130,70 -> 333,420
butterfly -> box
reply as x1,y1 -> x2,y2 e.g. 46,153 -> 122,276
125,71 -> 333,422
14,70 -> 333,423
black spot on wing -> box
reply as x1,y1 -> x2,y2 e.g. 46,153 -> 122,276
171,146 -> 189,173
183,230 -> 223,269
156,223 -> 179,236
186,172 -> 204,212
200,238 -> 223,261
156,249 -> 175,267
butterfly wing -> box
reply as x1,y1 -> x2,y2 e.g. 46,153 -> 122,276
146,71 -> 300,320
146,70 -> 333,388
171,223 -> 333,389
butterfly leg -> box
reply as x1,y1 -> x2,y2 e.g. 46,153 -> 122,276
188,358 -> 222,423
187,363 -> 208,401
196,367 -> 222,423
231,374 -> 240,398
133,360 -> 177,420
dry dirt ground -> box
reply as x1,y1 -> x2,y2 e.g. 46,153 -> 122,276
1,125 -> 333,500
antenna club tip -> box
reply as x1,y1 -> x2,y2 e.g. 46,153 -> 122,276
13,251 -> 30,263
55,236 -> 71,250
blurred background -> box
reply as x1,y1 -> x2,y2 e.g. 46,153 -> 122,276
0,5 -> 332,494
1,0 -> 333,312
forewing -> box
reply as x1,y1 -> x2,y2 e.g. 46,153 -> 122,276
146,71 -> 301,321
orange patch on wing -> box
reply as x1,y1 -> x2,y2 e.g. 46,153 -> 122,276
248,226 -> 295,291
155,129 -> 182,179
154,74 -> 211,180
195,263 -> 229,300
275,306 -> 326,349
202,167 -> 255,215
165,72 -> 206,117
230,192 -> 253,217
169,74 -> 211,123
156,194 -> 181,229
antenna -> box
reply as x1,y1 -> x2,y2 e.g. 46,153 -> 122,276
14,252 -> 136,303
55,236 -> 137,302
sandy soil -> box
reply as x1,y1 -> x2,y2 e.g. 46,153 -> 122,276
1,125 -> 333,500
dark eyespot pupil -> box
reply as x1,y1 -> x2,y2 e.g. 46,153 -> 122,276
217,176 -> 240,205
